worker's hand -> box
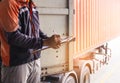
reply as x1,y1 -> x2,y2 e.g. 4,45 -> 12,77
43,34 -> 61,49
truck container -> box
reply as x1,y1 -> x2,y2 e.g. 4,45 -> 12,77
34,0 -> 120,83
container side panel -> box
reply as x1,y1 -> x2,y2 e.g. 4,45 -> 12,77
74,0 -> 120,57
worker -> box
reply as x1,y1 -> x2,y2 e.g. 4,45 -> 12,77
0,0 -> 61,83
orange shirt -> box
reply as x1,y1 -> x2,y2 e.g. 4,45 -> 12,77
0,26 -> 10,66
0,0 -> 20,32
0,0 -> 30,66
0,0 -> 21,32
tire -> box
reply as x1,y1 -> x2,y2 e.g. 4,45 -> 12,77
80,66 -> 90,83
64,75 -> 76,83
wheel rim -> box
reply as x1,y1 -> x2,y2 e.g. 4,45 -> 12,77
83,73 -> 90,83
80,66 -> 90,83
64,76 -> 76,83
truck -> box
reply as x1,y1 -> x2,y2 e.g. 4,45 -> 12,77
34,0 -> 120,83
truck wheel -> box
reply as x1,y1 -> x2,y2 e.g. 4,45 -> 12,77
80,66 -> 90,83
64,75 -> 76,83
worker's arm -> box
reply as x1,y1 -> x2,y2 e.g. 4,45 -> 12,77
39,29 -> 61,49
39,29 -> 48,39
43,34 -> 61,49
5,30 -> 43,49
5,29 -> 61,49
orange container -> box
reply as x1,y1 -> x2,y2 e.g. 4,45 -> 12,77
74,0 -> 120,56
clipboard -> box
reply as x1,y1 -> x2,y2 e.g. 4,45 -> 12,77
32,36 -> 75,54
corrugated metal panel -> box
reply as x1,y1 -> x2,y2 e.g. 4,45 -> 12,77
34,0 -> 120,76
74,0 -> 120,57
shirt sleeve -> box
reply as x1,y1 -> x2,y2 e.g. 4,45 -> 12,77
39,29 -> 49,39
5,29 -> 43,49
0,0 -> 19,32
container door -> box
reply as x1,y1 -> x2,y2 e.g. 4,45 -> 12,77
34,0 -> 74,76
